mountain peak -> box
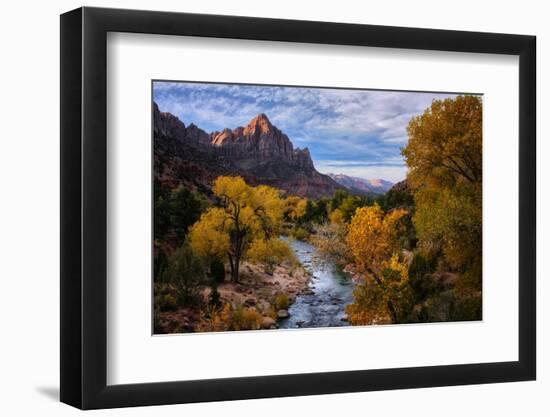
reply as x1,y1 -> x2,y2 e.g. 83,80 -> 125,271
154,104 -> 344,198
253,112 -> 270,122
247,113 -> 273,133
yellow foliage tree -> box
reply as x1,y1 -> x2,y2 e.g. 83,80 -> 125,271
247,237 -> 296,274
190,176 -> 285,283
188,208 -> 230,262
284,195 -> 308,222
346,205 -> 409,324
404,95 -> 482,189
329,208 -> 345,225
402,95 -> 482,289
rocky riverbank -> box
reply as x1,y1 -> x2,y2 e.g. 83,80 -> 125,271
278,238 -> 355,329
156,260 -> 311,333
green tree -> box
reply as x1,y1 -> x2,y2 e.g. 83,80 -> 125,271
153,184 -> 206,243
209,258 -> 226,284
153,184 -> 206,283
162,243 -> 205,306
330,189 -> 349,211
169,186 -> 206,241
385,181 -> 414,210
300,197 -> 330,225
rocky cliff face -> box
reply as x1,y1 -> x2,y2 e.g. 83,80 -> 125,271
153,102 -> 342,198
153,102 -> 187,142
210,113 -> 312,167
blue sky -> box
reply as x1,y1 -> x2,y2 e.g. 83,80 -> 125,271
153,81 -> 460,183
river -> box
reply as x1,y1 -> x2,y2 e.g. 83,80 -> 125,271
278,238 -> 354,329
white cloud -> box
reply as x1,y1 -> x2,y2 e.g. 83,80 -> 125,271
153,81 -> 470,181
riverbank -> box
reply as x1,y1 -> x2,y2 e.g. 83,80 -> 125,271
156,237 -> 360,333
279,238 -> 355,329
156,259 -> 310,333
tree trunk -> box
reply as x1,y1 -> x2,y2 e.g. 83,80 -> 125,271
229,229 -> 244,283
228,252 -> 240,283
387,300 -> 398,323
232,256 -> 240,283
228,254 -> 236,283
367,266 -> 398,323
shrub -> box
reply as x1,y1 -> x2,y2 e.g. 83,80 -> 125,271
208,285 -> 222,309
406,289 -> 481,323
274,293 -> 290,310
222,304 -> 263,331
311,222 -> 351,265
157,293 -> 178,311
449,291 -> 482,321
291,227 -> 310,241
239,308 -> 263,330
210,258 -> 226,283
154,283 -> 179,311
195,304 -> 232,332
247,238 -> 297,274
195,303 -> 264,332
162,242 -> 205,306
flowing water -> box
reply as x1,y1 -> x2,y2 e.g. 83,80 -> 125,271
278,238 -> 354,329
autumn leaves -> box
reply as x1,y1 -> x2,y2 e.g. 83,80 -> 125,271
155,94 -> 483,331
189,176 -> 292,283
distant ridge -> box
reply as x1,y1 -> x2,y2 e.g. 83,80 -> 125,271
327,173 -> 393,195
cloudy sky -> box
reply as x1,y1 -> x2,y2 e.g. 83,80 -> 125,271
153,81 -> 459,183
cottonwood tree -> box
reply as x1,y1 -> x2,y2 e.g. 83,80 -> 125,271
283,195 -> 307,222
189,176 -> 284,283
346,205 -> 409,324
402,95 -> 482,289
247,237 -> 296,274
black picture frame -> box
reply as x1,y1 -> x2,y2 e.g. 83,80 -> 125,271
60,6 -> 536,410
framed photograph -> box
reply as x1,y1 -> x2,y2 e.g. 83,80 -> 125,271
60,6 -> 536,409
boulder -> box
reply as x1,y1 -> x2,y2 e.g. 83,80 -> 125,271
277,309 -> 289,319
261,316 -> 277,329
